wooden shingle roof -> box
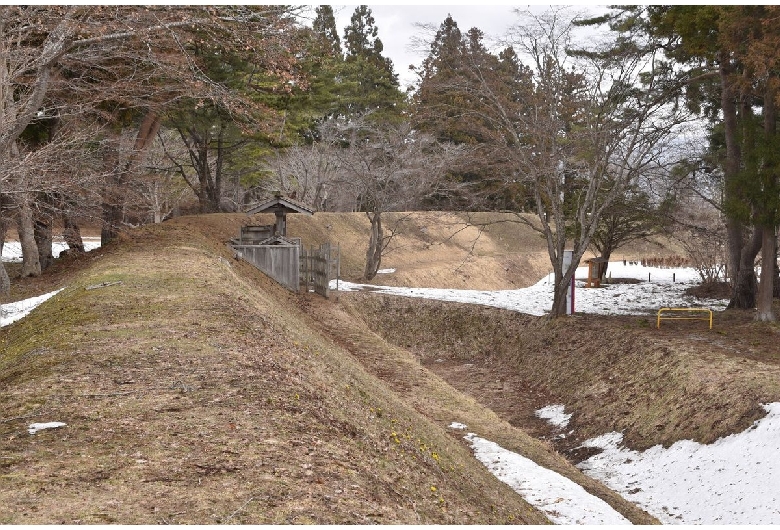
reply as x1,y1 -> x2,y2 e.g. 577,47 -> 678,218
245,194 -> 314,216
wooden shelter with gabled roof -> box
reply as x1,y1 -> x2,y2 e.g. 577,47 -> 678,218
244,192 -> 314,241
232,192 -> 337,299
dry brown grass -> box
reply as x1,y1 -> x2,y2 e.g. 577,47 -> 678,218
0,211 -> 731,524
1,214 -> 559,524
350,294 -> 780,458
280,211 -> 683,289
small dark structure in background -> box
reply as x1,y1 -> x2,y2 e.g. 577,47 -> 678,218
232,193 -> 338,297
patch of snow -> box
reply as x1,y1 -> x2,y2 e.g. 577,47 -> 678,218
28,422 -> 67,435
330,262 -> 727,317
465,433 -> 631,525
1,289 -> 64,328
449,422 -> 468,430
376,268 -> 396,274
1,237 -> 101,263
580,432 -> 625,451
577,402 -> 780,524
535,404 -> 572,428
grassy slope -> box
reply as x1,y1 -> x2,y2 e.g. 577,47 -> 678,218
351,293 -> 780,456
1,214 -> 563,524
1,210 -> 703,524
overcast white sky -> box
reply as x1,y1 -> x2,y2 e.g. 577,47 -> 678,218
325,4 -> 606,90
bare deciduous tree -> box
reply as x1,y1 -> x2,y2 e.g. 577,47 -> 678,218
341,120 -> 460,280
265,141 -> 341,212
1,119 -> 104,278
1,6 -> 303,286
123,129 -> 192,224
275,117 -> 460,280
672,193 -> 728,284
414,8 -> 694,317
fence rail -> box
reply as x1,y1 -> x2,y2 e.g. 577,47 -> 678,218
656,307 -> 713,330
233,239 -> 339,299
233,243 -> 300,292
300,243 -> 340,298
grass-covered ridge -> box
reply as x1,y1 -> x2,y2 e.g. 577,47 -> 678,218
2,214 -> 579,524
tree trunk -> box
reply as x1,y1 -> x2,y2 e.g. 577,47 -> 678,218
0,261 -> 9,297
757,226 -> 776,321
101,199 -> 123,246
34,217 -> 54,271
760,80 -> 778,308
551,281 -> 569,317
363,211 -> 383,281
720,58 -> 758,309
597,249 -> 613,280
774,250 -> 780,299
0,216 -> 7,259
63,215 -> 85,252
550,263 -> 578,318
728,227 -> 761,310
102,111 -> 162,245
0,216 -> 9,295
16,194 -> 41,277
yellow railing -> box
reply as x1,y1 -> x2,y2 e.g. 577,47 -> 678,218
656,307 -> 713,330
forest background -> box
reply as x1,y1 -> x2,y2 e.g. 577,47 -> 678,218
1,5 -> 779,319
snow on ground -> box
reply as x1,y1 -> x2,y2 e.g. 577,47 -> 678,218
2,237 -> 100,326
454,426 -> 631,525
535,404 -> 572,428
28,422 -> 67,435
331,261 -> 728,317
1,237 -> 101,263
1,289 -> 63,328
574,402 -> 780,524
336,262 -> 780,524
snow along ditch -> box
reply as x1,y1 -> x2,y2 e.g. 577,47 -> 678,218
547,402 -> 780,524
5,252 -> 774,523
331,263 -> 779,524
450,422 -> 631,525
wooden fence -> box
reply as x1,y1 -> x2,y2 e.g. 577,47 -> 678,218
300,242 -> 340,298
233,240 -> 339,298
233,243 -> 300,292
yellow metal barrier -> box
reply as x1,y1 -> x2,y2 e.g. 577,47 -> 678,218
657,307 -> 713,329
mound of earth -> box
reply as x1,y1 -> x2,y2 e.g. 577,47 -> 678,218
1,213 -> 661,524
685,280 -> 732,299
281,211 -> 682,290
5,211 -> 770,524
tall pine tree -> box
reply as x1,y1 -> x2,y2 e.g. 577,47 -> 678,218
338,5 -> 405,121
413,16 -> 532,209
640,6 -> 780,316
313,5 -> 341,55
